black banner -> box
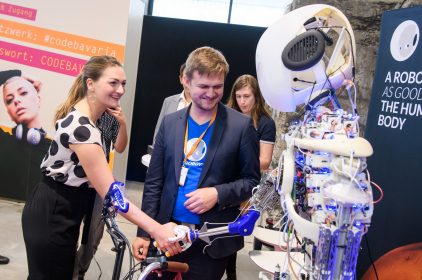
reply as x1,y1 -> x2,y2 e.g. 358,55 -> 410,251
360,6 -> 422,277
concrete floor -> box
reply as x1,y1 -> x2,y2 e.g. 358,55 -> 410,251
0,181 -> 263,280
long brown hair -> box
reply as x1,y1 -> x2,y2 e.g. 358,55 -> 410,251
227,74 -> 271,128
54,56 -> 122,123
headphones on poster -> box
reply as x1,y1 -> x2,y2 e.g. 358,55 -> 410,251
12,124 -> 46,146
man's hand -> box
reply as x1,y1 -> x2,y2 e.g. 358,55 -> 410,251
184,187 -> 218,214
106,106 -> 126,125
132,237 -> 150,261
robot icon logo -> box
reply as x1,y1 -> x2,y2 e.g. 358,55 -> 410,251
390,20 -> 419,62
186,138 -> 207,161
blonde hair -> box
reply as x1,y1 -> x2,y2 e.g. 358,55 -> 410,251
227,74 -> 271,128
184,46 -> 229,81
54,56 -> 122,123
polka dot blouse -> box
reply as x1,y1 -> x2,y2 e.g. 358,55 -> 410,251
40,108 -> 103,188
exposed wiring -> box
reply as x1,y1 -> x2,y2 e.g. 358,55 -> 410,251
325,74 -> 341,110
352,81 -> 357,114
315,25 -> 356,82
276,151 -> 285,193
286,224 -> 300,280
366,169 -> 371,183
371,180 -> 384,204
202,234 -> 240,254
366,169 -> 384,204
331,159 -> 362,188
273,212 -> 288,229
296,82 -> 317,119
345,80 -> 357,116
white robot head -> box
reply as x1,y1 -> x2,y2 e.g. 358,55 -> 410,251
390,20 -> 419,62
256,5 -> 356,112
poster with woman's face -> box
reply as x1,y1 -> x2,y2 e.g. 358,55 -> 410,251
0,0 -> 130,201
0,0 -> 130,136
3,77 -> 42,127
0,68 -> 70,135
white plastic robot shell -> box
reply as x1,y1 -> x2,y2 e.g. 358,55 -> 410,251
256,4 -> 356,112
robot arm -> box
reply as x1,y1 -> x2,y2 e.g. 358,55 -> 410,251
169,208 -> 260,251
169,172 -> 281,249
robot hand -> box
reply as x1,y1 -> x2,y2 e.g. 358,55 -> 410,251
168,225 -> 196,252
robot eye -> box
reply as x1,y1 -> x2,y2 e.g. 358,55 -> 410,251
413,34 -> 418,46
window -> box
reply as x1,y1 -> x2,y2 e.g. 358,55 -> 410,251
152,0 -> 231,24
230,0 -> 291,27
151,0 -> 292,27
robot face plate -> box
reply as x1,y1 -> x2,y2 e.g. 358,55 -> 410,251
256,5 -> 355,112
390,20 -> 419,62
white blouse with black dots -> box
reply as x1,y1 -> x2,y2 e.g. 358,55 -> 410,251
40,109 -> 103,188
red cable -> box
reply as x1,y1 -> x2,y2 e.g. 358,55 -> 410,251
371,181 -> 384,204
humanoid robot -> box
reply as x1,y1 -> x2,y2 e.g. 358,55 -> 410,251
253,5 -> 375,280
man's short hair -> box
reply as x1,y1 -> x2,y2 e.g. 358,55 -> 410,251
184,46 -> 229,80
179,63 -> 186,77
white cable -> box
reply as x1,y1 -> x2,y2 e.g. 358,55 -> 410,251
202,234 -> 240,254
276,151 -> 284,193
366,169 -> 371,183
347,151 -> 354,181
272,212 -> 288,229
352,81 -> 357,112
206,206 -> 261,229
296,144 -> 308,155
331,161 -> 361,188
282,218 -> 292,244
286,225 -> 310,279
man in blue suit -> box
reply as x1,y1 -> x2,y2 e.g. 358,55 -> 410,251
132,46 -> 260,280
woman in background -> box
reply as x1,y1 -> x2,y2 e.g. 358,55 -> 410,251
21,56 -> 181,279
227,74 -> 276,171
225,74 -> 276,280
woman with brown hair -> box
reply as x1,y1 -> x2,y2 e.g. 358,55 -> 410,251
227,74 -> 276,171
21,56 -> 181,279
225,74 -> 276,280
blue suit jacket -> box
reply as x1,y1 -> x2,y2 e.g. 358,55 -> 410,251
137,103 -> 260,258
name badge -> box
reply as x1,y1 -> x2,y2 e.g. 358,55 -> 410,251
179,166 -> 189,186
